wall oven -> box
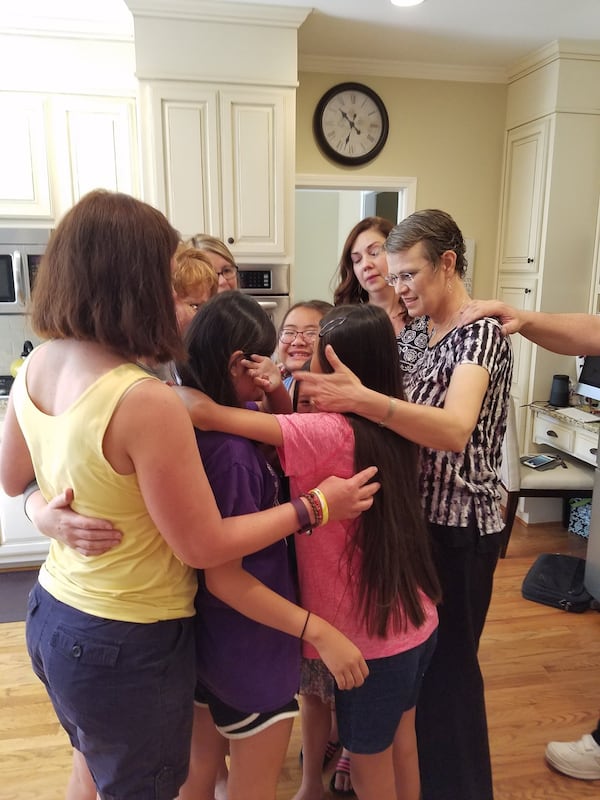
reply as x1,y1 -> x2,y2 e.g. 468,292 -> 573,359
0,228 -> 50,313
237,264 -> 290,331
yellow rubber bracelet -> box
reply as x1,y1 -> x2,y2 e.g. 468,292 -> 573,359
310,487 -> 329,527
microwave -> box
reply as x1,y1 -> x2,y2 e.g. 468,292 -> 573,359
0,228 -> 50,313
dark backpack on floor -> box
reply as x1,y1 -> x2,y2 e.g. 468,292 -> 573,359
521,553 -> 593,613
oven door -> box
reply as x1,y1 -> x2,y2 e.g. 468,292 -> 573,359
251,295 -> 290,332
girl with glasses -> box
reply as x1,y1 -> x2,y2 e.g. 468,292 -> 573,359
176,303 -> 441,800
277,301 -> 333,390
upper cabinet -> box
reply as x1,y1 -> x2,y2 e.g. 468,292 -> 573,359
127,0 -> 308,265
141,82 -> 292,258
0,92 -> 140,224
498,119 -> 550,273
494,42 -> 600,447
0,94 -> 52,219
50,94 -> 140,219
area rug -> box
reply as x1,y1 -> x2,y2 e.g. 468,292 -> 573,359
0,569 -> 38,623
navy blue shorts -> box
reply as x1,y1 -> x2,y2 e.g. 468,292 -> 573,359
26,583 -> 195,800
195,682 -> 299,739
334,631 -> 437,754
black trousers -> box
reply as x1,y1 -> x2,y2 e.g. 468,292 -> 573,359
416,520 -> 502,800
592,719 -> 600,745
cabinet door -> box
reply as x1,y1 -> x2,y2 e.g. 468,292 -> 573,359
497,274 -> 537,446
142,84 -> 221,239
498,119 -> 549,272
0,94 -> 52,219
219,89 -> 287,256
51,95 -> 140,218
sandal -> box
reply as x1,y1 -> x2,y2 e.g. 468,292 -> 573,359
329,755 -> 355,796
298,739 -> 341,769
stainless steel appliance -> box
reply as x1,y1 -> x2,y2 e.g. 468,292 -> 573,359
237,263 -> 290,331
0,228 -> 50,313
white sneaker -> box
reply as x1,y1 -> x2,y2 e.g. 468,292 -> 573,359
545,733 -> 600,780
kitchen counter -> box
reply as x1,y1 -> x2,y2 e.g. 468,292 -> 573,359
0,396 -> 49,567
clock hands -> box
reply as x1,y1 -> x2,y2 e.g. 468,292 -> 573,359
339,109 -> 361,137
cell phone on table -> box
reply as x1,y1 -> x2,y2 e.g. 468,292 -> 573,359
520,454 -> 561,470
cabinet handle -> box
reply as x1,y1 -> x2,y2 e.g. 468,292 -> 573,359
227,237 -> 234,245
524,288 -> 531,294
527,257 -> 534,263
591,448 -> 597,456
546,429 -> 558,437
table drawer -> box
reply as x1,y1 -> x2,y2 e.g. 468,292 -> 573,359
532,412 -> 575,452
572,429 -> 600,466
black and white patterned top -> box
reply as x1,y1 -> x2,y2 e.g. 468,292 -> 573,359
397,315 -> 429,373
403,317 -> 513,534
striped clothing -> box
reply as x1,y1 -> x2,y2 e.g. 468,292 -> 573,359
404,317 -> 513,534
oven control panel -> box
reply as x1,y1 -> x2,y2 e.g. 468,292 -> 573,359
238,270 -> 272,291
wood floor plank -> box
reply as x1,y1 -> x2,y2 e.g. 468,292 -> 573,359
1,520 -> 598,799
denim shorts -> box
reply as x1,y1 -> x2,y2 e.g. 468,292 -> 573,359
26,583 -> 195,800
334,631 -> 438,754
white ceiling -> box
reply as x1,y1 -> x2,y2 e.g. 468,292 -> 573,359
233,0 -> 600,80
5,0 -> 600,82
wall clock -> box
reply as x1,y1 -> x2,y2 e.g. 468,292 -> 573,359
313,82 -> 389,167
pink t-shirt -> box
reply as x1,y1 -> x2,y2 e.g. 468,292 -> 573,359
276,412 -> 438,660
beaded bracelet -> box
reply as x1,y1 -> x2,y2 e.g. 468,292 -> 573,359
301,491 -> 323,527
309,488 -> 329,526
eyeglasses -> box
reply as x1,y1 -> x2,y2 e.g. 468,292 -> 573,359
384,271 -> 419,287
350,243 -> 385,265
215,265 -> 239,280
319,317 -> 347,337
279,328 -> 319,344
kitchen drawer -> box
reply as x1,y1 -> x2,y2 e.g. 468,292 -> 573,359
572,428 -> 600,466
532,412 -> 575,452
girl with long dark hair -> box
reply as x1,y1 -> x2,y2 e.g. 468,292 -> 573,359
177,303 -> 441,800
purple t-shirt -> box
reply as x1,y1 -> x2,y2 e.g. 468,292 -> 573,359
194,428 -> 301,713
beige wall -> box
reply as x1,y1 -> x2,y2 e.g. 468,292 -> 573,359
296,72 -> 508,299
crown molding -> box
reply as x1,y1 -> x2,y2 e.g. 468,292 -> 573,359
124,0 -> 311,28
508,39 -> 600,83
299,53 -> 507,84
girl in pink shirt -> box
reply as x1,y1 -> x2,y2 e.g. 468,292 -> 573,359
179,304 -> 440,800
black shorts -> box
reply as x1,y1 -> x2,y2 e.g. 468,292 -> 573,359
194,683 -> 299,739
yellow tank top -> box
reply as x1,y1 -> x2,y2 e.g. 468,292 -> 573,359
12,354 -> 196,623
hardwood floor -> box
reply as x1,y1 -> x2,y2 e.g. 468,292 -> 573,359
1,519 -> 599,799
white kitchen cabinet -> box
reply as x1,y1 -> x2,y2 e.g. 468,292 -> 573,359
497,119 -> 550,273
0,94 -> 53,219
141,82 -> 292,259
494,48 -> 600,449
50,94 -> 141,220
0,92 -> 140,226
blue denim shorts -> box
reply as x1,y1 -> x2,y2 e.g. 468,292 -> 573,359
26,583 -> 195,800
334,631 -> 438,754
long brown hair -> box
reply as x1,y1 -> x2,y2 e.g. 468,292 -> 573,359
317,304 -> 441,636
333,216 -> 394,306
31,190 -> 182,362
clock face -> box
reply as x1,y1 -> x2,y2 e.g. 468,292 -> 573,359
313,83 -> 389,166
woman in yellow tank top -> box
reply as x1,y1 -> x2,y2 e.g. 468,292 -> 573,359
0,190 -> 379,800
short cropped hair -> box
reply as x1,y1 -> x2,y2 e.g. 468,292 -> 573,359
172,245 -> 218,299
385,209 -> 467,278
30,190 -> 182,362
186,233 -> 236,268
